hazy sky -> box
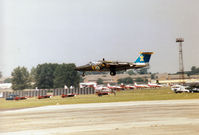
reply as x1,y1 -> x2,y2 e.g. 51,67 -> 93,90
1,0 -> 199,77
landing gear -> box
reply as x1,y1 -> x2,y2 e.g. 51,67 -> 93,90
110,71 -> 116,76
82,72 -> 85,77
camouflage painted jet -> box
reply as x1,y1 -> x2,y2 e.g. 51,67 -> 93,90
75,52 -> 153,76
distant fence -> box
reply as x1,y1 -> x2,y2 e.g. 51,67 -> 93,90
53,87 -> 95,96
1,90 -> 47,98
0,87 -> 95,98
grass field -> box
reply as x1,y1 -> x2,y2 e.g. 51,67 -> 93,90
1,87 -> 199,110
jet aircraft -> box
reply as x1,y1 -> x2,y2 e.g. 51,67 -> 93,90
148,82 -> 162,88
75,52 -> 153,76
134,82 -> 149,89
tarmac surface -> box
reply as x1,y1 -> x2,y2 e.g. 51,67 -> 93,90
1,99 -> 199,135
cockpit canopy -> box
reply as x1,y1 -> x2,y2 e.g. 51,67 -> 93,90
88,61 -> 101,65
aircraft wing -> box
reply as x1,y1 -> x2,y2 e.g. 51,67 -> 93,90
108,62 -> 134,67
111,63 -> 127,65
105,62 -> 130,66
105,62 -> 135,71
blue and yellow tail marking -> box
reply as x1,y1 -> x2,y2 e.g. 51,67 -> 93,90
135,52 -> 153,63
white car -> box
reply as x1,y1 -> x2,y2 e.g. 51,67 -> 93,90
171,85 -> 190,93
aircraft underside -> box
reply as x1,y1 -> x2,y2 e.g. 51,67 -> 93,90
81,65 -> 133,76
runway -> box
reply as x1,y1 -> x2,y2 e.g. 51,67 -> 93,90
1,99 -> 199,135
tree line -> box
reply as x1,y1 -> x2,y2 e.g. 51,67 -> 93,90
187,66 -> 199,76
11,63 -> 81,90
9,65 -> 199,90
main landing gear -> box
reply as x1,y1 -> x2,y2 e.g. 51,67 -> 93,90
110,71 -> 116,76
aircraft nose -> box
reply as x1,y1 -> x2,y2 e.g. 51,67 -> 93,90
75,67 -> 81,71
75,65 -> 88,71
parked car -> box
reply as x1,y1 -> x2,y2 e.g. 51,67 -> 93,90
61,93 -> 76,98
6,94 -> 27,100
186,83 -> 199,93
96,91 -> 109,96
187,88 -> 199,93
171,85 -> 190,93
38,95 -> 51,99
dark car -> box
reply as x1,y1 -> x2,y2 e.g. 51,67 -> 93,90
38,95 -> 51,99
61,94 -> 76,98
188,88 -> 199,93
6,94 -> 27,100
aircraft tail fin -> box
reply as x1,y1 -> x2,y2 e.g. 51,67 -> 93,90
134,52 -> 153,63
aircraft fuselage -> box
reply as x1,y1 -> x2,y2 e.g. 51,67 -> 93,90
75,52 -> 153,76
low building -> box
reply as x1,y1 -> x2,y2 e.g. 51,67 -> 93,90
83,73 -> 199,85
0,83 -> 12,90
154,73 -> 199,85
